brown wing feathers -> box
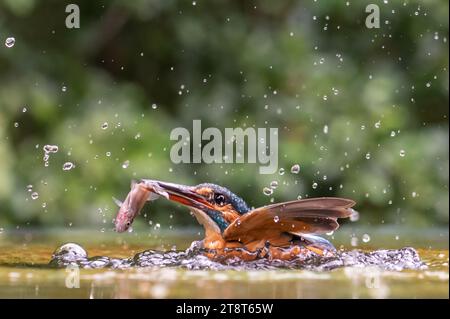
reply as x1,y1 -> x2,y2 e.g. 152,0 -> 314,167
223,197 -> 355,243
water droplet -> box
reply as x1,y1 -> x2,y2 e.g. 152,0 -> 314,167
349,209 -> 360,222
22,107 -> 27,113
374,121 -> 381,129
399,149 -> 406,157
14,122 -> 19,128
290,164 -> 300,174
365,152 -> 371,160
155,223 -> 161,230
42,202 -> 47,208
5,37 -> 15,48
101,122 -> 109,130
263,187 -> 273,196
411,191 -> 417,198
390,131 -> 396,137
278,168 -> 285,175
62,162 -> 75,171
269,181 -> 278,189
323,125 -> 329,134
43,145 -> 59,153
31,192 -> 39,200
121,160 -> 130,169
106,151 -> 111,157
350,236 -> 358,247
61,86 -> 67,92
273,216 -> 280,223
362,234 -> 371,243
312,182 -> 318,189
26,185 -> 33,192
151,103 -> 158,109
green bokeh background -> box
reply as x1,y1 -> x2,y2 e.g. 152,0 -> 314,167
0,0 -> 448,232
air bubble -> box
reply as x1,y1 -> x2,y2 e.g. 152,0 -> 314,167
273,216 -> 280,223
101,122 -> 109,130
31,192 -> 39,200
399,149 -> 406,157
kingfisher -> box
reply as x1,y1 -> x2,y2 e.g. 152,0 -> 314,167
114,179 -> 356,261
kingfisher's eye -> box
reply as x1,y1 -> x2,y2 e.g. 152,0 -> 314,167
214,193 -> 227,206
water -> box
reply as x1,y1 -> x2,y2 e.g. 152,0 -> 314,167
49,242 -> 424,272
0,229 -> 448,298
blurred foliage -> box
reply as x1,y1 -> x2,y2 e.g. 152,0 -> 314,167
0,0 -> 448,232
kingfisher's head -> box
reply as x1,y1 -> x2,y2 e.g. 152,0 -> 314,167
147,181 -> 250,233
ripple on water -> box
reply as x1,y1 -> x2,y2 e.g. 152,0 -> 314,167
49,242 -> 426,271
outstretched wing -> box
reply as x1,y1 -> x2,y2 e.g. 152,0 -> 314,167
223,197 -> 355,244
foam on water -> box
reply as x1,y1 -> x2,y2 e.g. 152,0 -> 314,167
49,242 -> 425,271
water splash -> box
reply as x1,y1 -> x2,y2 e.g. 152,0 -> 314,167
50,242 -> 425,271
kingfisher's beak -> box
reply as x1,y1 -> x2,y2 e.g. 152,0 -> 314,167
146,180 -> 214,211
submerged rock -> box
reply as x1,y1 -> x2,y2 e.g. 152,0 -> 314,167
49,241 -> 425,271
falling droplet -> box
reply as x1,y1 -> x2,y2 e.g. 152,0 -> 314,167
62,162 -> 75,171
269,181 -> 278,189
5,37 -> 15,48
349,209 -> 360,222
121,160 -> 130,169
263,187 -> 273,196
362,234 -> 371,243
43,145 -> 59,153
323,125 -> 329,134
399,149 -> 406,157
290,164 -> 300,174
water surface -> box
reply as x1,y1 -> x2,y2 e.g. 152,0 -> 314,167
0,227 -> 448,298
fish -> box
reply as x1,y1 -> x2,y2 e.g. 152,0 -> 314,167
114,180 -> 159,232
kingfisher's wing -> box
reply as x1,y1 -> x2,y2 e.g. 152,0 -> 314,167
223,197 -> 355,244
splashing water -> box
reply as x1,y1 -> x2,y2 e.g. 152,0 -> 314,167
49,242 -> 425,271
